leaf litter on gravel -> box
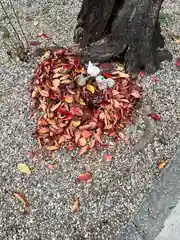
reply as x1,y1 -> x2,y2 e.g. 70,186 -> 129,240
30,48 -> 142,160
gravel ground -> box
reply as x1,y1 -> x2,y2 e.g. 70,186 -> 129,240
0,0 -> 179,239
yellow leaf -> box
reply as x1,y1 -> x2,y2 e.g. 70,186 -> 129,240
64,95 -> 74,103
117,63 -> 124,71
31,89 -> 38,98
17,163 -> 31,174
79,98 -> 86,106
170,33 -> 180,43
157,160 -> 168,169
87,84 -> 95,94
71,120 -> 81,128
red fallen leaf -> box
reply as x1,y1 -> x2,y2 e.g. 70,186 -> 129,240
57,107 -> 70,115
53,49 -> 65,55
130,90 -> 141,99
62,114 -> 72,121
68,145 -> 74,151
63,64 -> 73,69
103,143 -> 109,148
100,63 -> 114,70
27,151 -> 35,158
29,41 -> 41,46
89,139 -> 96,149
152,75 -> 158,83
118,132 -> 130,144
176,59 -> 180,67
108,131 -> 115,137
51,95 -> 58,100
47,164 -> 54,170
39,32 -> 50,39
150,113 -> 161,121
139,71 -> 145,77
81,130 -> 92,138
104,153 -> 112,161
74,57 -> 79,68
75,131 -> 81,144
94,133 -> 103,144
70,106 -> 83,116
13,192 -> 28,213
78,146 -> 88,156
103,72 -> 111,78
59,135 -> 66,145
29,111 -> 34,120
71,156 -> 75,160
64,135 -> 72,140
76,172 -> 92,182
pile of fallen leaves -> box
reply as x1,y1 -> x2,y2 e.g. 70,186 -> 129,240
30,48 -> 141,156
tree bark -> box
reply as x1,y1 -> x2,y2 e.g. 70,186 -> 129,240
74,0 -> 172,74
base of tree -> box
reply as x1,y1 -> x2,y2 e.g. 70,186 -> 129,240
74,0 -> 172,74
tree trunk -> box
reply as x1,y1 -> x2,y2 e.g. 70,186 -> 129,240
74,0 -> 172,74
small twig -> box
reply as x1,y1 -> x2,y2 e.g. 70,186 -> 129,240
0,0 -> 24,48
8,0 -> 29,47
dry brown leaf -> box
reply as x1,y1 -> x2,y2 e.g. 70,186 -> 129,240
79,137 -> 87,147
58,135 -> 66,145
60,74 -> 70,80
118,72 -> 129,78
32,89 -> 38,98
81,130 -> 92,138
53,67 -> 63,73
93,133 -> 103,144
60,79 -> 72,84
75,131 -> 81,144
78,146 -> 88,156
38,127 -> 50,134
45,145 -> 59,151
111,71 -> 129,78
37,118 -> 48,125
50,102 -> 61,112
130,90 -> 141,99
53,72 -> 62,79
72,198 -> 79,213
39,89 -> 49,97
118,132 -> 130,144
89,139 -> 96,149
52,78 -> 60,88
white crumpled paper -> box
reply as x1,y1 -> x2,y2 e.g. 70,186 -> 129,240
87,61 -> 101,77
95,76 -> 115,90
